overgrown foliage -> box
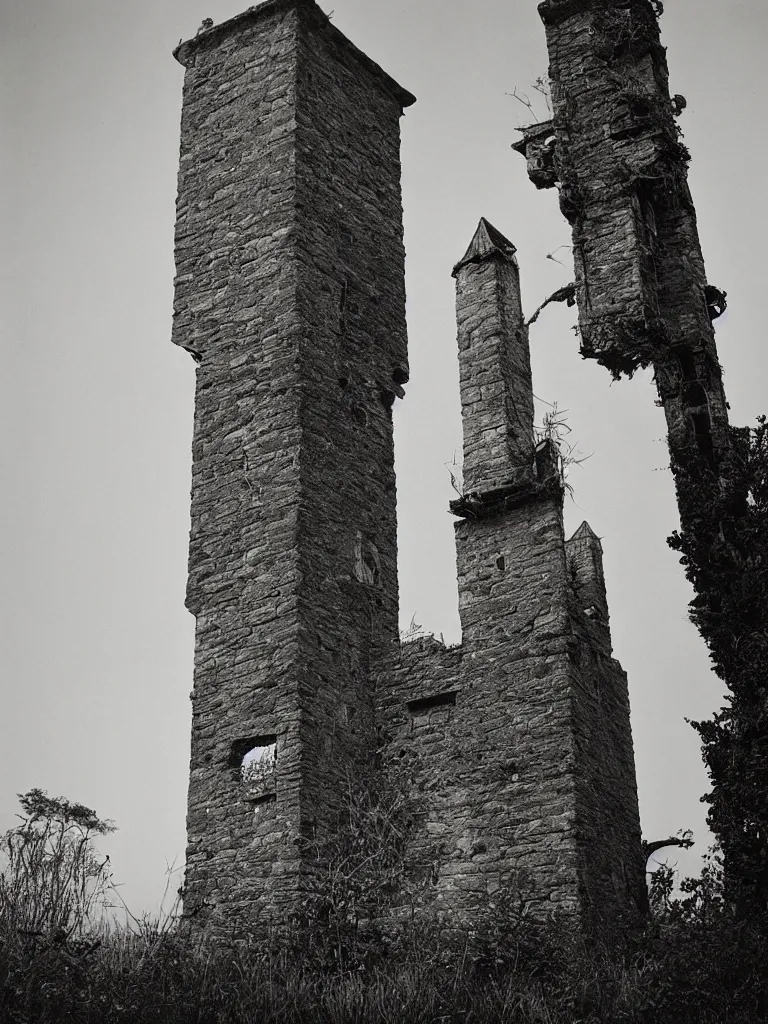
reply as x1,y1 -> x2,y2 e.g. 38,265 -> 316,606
668,417 -> 768,915
2,791 -> 768,1022
285,751 -> 428,969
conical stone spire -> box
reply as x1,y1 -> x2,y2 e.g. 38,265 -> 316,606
453,218 -> 533,494
452,217 -> 518,277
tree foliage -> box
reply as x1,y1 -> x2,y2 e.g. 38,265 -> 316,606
668,417 -> 768,913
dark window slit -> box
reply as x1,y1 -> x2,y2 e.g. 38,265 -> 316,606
407,691 -> 457,715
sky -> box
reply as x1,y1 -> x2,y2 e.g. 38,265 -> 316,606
2,0 -> 767,915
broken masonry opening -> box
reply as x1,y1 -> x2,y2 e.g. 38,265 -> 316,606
230,735 -> 277,785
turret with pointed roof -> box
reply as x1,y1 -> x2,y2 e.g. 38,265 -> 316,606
452,218 -> 534,495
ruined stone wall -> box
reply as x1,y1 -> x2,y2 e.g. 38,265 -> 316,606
172,0 -> 413,936
172,0 -> 644,939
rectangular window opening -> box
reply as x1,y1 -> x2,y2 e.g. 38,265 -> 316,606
229,734 -> 277,783
407,691 -> 457,715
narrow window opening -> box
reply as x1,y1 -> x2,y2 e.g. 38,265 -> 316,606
407,691 -> 457,715
362,548 -> 379,584
496,555 -> 506,571
691,410 -> 711,436
354,533 -> 380,586
676,350 -> 697,382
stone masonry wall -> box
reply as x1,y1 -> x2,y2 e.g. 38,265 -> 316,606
565,525 -> 646,928
174,1 -> 305,934
172,0 -> 413,936
377,488 -> 586,917
376,498 -> 645,930
290,2 -> 413,846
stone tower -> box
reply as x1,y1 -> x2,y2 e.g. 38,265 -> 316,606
171,0 -> 414,934
171,1 -> 644,939
513,0 -> 730,471
376,220 -> 645,932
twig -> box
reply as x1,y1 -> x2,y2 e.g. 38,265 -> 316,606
545,244 -> 573,268
506,88 -> 537,122
531,75 -> 552,116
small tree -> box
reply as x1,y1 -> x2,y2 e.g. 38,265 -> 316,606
0,788 -> 115,940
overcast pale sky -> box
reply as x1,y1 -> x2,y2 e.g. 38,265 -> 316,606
2,0 -> 767,914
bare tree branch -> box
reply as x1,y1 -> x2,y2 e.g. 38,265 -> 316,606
526,282 -> 576,327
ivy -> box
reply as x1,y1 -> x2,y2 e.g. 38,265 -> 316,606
668,418 -> 768,914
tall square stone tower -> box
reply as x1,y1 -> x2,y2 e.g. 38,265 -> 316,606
172,0 -> 414,934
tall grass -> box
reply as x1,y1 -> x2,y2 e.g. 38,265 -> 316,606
1,791 -> 767,1023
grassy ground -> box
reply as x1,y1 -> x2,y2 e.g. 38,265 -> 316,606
2,790 -> 767,1022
